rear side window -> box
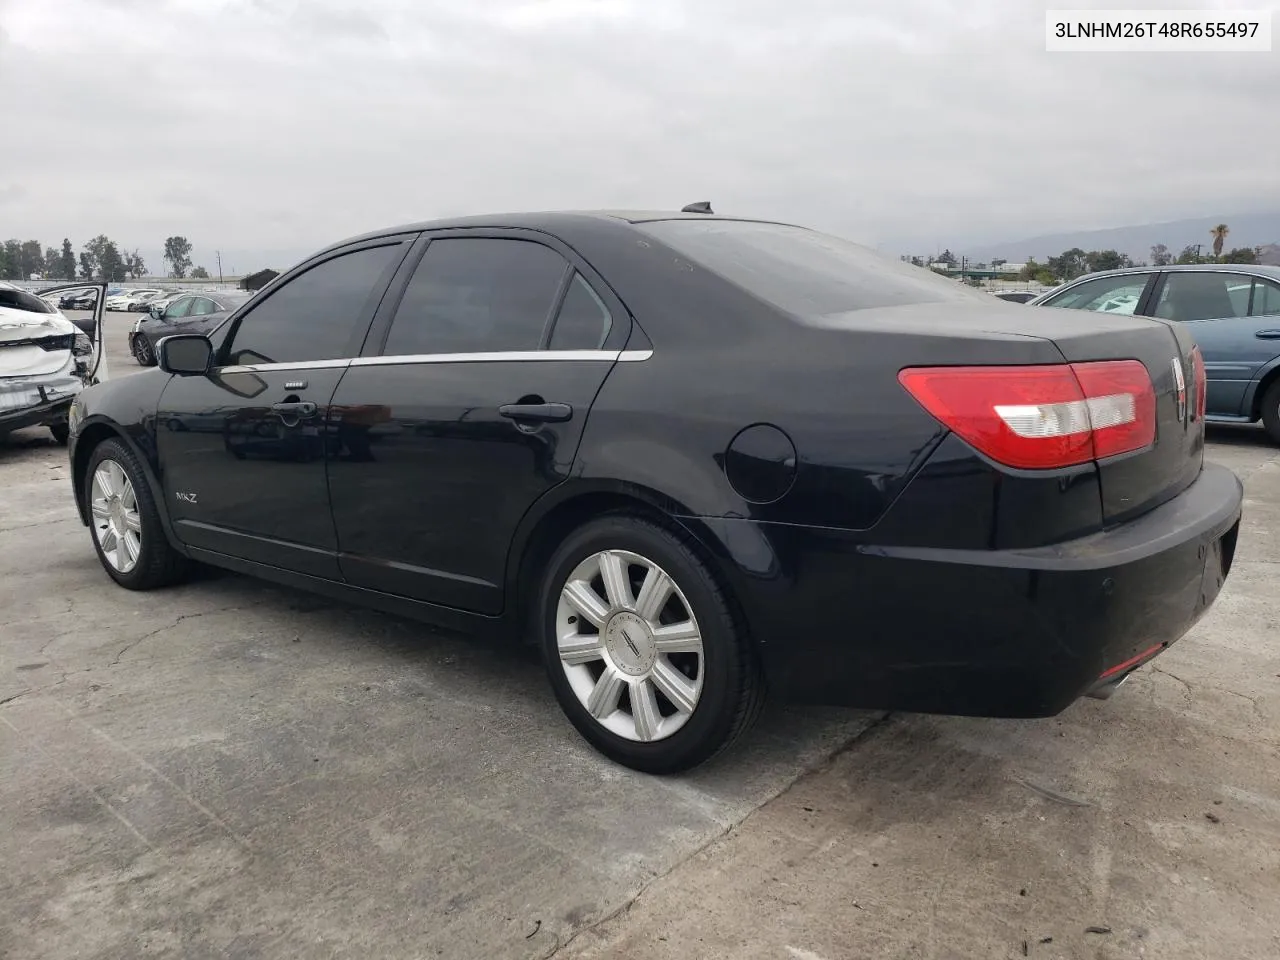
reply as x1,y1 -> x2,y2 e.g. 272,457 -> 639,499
225,244 -> 401,365
1153,273 -> 1249,322
636,219 -> 989,316
549,273 -> 613,350
1251,278 -> 1280,316
383,238 -> 568,355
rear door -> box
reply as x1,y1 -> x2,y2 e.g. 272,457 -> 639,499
327,229 -> 630,614
156,238 -> 412,577
1146,270 -> 1279,417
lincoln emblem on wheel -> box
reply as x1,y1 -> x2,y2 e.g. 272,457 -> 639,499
64,208 -> 1243,773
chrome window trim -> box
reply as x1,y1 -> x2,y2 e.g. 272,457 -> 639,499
350,349 -> 652,367
214,349 -> 652,375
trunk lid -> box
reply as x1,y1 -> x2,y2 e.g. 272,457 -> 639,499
1028,307 -> 1202,523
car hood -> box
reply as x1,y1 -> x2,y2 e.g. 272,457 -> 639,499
0,306 -> 78,377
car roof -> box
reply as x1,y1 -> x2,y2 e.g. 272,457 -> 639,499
1069,263 -> 1280,282
316,209 -> 797,256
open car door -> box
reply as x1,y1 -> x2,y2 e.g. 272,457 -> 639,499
32,280 -> 108,383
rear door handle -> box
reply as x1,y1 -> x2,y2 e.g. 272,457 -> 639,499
1255,330 -> 1280,340
271,401 -> 318,419
498,402 -> 573,423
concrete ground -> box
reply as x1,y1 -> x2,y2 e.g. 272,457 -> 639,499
2,312 -> 1278,959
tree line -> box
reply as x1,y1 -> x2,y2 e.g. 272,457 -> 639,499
0,235 -> 206,282
904,223 -> 1263,286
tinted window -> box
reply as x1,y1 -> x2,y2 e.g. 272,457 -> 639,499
549,273 -> 613,350
0,288 -> 55,314
1252,278 -> 1280,316
1153,273 -> 1248,322
1044,274 -> 1150,314
636,219 -> 990,316
226,244 -> 400,365
384,238 -> 567,355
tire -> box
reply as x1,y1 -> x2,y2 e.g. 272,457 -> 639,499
48,421 -> 69,445
131,334 -> 155,366
537,514 -> 764,773
84,438 -> 190,590
1261,379 -> 1280,445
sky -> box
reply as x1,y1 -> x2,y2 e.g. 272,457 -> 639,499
1,0 -> 1278,274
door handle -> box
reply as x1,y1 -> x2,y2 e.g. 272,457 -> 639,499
271,400 -> 318,419
498,402 -> 573,423
1255,330 -> 1280,340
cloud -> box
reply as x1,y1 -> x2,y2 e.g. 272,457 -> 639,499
1,0 -> 1277,270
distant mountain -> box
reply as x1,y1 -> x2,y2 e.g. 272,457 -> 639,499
965,212 -> 1280,264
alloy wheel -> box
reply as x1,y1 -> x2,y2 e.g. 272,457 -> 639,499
90,460 -> 142,573
132,336 -> 153,365
555,549 -> 705,742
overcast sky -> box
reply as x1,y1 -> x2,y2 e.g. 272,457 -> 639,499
2,0 -> 1278,272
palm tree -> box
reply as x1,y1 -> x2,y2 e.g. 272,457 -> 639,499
1210,224 -> 1230,259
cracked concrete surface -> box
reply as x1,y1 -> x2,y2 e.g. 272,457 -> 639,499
2,319 -> 1278,960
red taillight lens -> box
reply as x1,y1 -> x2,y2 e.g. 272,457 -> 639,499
1190,346 -> 1207,421
898,361 -> 1156,470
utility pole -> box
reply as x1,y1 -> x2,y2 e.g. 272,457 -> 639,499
216,250 -> 223,285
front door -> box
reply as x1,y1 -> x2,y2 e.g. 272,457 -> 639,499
1147,271 -> 1280,416
156,239 -> 412,578
327,231 -> 630,614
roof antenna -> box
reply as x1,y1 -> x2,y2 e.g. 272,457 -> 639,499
681,201 -> 714,214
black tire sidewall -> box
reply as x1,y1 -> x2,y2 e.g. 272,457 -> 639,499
537,515 -> 749,773
1262,381 -> 1280,444
84,439 -> 169,588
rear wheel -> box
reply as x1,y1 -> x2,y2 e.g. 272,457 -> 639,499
1261,380 -> 1280,445
537,514 -> 764,773
85,438 -> 190,589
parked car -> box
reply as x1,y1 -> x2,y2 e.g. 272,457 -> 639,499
58,288 -> 99,311
1,281 -> 103,444
106,288 -> 164,311
66,210 -> 1242,772
128,292 -> 251,366
1030,264 -> 1280,443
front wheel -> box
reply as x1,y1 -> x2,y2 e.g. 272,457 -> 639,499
85,438 -> 190,589
131,334 -> 155,366
537,514 -> 764,773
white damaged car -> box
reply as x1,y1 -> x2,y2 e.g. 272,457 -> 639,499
0,281 -> 106,445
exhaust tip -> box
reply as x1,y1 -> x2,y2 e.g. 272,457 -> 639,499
1087,674 -> 1130,701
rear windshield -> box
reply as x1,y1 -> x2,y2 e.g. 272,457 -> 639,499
637,219 -> 987,316
0,288 -> 56,314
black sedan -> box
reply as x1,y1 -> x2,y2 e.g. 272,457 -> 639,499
65,210 -> 1243,773
128,292 -> 251,366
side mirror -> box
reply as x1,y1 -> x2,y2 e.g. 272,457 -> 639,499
157,335 -> 214,376
149,304 -> 163,319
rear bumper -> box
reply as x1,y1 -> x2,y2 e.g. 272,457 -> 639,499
697,462 -> 1243,717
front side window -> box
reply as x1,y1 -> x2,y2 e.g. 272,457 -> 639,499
383,238 -> 568,356
225,244 -> 401,365
164,297 -> 194,319
1043,274 -> 1150,315
1153,273 -> 1249,323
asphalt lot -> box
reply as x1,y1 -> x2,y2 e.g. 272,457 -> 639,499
2,311 -> 1278,959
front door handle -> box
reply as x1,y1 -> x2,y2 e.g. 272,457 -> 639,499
1255,330 -> 1280,340
498,402 -> 573,423
271,400 -> 318,419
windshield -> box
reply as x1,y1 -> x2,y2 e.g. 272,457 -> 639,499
637,219 -> 989,316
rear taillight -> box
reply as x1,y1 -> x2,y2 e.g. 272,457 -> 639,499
898,361 -> 1156,470
1190,347 -> 1207,422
